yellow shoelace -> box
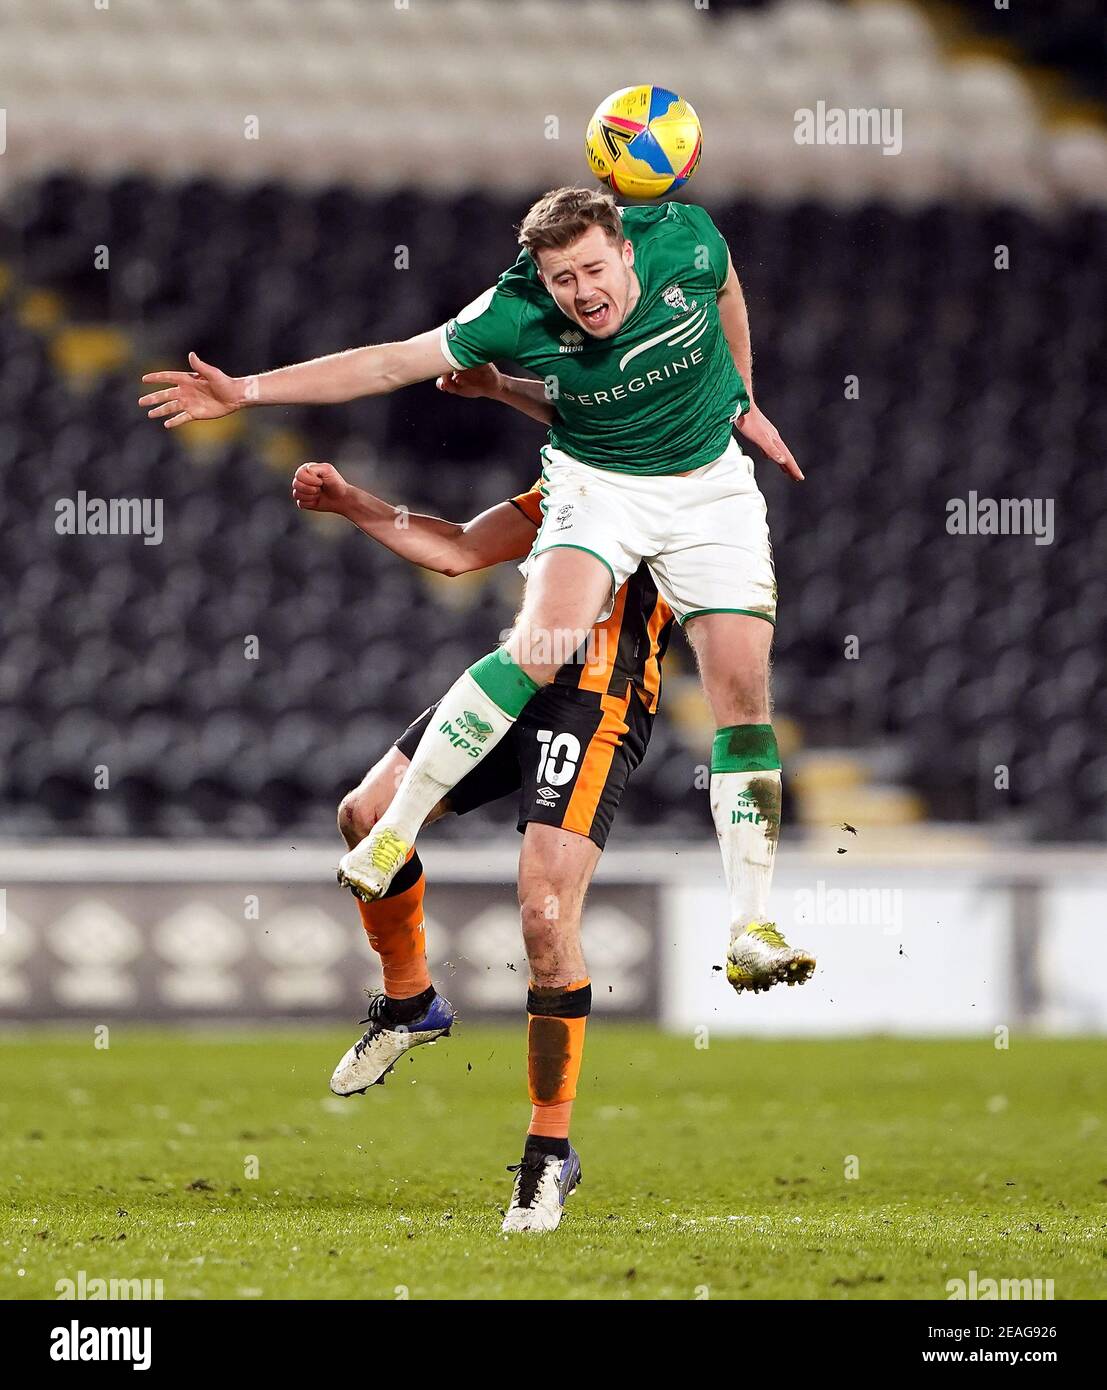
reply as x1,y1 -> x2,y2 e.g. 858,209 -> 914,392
747,922 -> 788,949
369,829 -> 409,877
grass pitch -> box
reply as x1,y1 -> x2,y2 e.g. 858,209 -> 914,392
0,1028 -> 1102,1300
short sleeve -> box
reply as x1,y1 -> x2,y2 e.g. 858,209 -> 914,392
508,480 -> 544,527
440,281 -> 526,370
677,202 -> 730,293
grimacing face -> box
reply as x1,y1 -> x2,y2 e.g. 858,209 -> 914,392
535,224 -> 639,338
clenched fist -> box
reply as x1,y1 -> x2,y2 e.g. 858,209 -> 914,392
291,461 -> 350,513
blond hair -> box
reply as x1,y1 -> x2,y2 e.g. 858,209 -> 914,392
517,186 -> 624,262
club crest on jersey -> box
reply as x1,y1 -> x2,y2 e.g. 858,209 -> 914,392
662,284 -> 690,314
559,328 -> 585,354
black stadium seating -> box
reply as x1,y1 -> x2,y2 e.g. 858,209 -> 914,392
1,178 -> 1103,841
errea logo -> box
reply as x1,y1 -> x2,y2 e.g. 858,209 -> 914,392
461,711 -> 494,741
559,328 -> 585,354
731,787 -> 773,826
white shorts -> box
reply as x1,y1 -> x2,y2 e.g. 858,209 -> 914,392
531,436 -> 777,626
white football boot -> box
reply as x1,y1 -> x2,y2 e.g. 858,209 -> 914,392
726,922 -> 815,995
337,827 -> 411,904
329,991 -> 455,1095
501,1147 -> 582,1233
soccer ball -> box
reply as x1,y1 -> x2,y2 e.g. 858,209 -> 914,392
585,85 -> 703,200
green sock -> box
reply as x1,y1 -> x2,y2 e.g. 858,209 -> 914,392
468,650 -> 540,718
709,724 -> 782,934
376,652 -> 540,844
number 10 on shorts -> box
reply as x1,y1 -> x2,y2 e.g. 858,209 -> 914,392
535,729 -> 581,788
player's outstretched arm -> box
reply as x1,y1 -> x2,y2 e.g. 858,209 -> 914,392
139,329 -> 455,429
292,463 -> 536,577
717,257 -> 804,482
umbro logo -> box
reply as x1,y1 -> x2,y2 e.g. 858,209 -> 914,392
536,786 -> 560,801
559,328 -> 585,354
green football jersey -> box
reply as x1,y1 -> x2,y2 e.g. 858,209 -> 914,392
439,202 -> 750,476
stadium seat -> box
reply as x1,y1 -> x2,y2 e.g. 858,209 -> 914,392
1,174 -> 1102,841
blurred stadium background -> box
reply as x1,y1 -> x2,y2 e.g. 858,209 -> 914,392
0,0 -> 1104,1041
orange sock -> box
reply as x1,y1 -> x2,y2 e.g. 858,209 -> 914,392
355,850 -> 432,1000
526,978 -> 591,1140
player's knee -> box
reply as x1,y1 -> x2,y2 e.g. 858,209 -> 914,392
710,675 -> 770,726
336,789 -> 380,847
519,890 -> 552,949
505,616 -> 594,686
503,630 -> 560,686
519,885 -> 573,960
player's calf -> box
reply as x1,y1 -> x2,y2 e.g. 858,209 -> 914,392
338,653 -> 542,901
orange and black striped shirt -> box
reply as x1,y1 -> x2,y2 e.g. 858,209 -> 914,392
509,482 -> 674,715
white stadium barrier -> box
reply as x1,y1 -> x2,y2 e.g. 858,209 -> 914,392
0,841 -> 1103,1034
0,0 -> 1103,205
